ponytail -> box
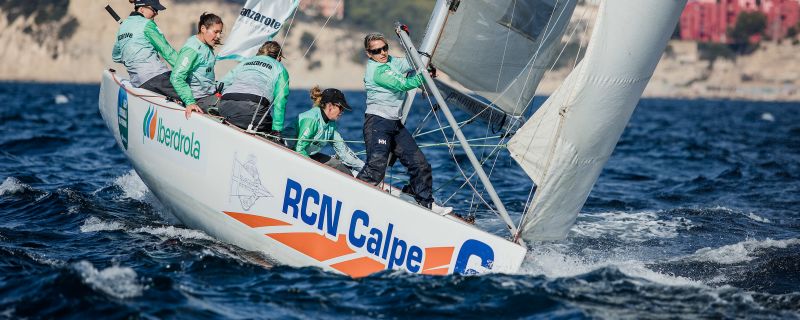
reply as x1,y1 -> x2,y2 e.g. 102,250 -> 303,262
309,86 -> 323,107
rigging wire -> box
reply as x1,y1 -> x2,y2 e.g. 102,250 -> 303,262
301,0 -> 343,59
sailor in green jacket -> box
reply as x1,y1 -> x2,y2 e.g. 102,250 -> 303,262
218,41 -> 289,138
172,13 -> 224,119
112,0 -> 178,98
294,87 -> 364,175
356,33 -> 450,214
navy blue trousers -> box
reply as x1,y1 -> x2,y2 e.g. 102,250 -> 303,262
357,114 -> 433,207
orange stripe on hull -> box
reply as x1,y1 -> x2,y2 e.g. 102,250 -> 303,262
421,267 -> 450,275
223,211 -> 291,228
268,233 -> 354,262
149,110 -> 158,138
330,256 -> 386,278
422,247 -> 455,271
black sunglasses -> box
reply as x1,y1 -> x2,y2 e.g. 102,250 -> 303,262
367,44 -> 389,55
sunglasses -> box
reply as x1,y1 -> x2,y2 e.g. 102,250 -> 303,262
367,44 -> 389,55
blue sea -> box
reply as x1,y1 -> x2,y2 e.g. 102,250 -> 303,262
1,82 -> 799,319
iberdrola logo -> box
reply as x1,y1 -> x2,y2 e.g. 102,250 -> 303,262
142,106 -> 201,160
143,106 -> 158,140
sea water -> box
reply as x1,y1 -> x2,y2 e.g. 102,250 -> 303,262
0,82 -> 798,318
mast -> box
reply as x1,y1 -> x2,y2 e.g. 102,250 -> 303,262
396,26 -> 520,239
399,0 -> 452,124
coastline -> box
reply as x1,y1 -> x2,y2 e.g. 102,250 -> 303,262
0,0 -> 798,102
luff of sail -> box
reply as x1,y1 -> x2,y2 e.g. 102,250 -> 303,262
507,0 -> 687,241
432,0 -> 577,117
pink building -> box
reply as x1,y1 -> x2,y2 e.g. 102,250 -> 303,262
299,0 -> 345,20
680,0 -> 800,42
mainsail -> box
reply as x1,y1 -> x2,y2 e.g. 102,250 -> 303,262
432,0 -> 577,119
218,0 -> 300,60
507,0 -> 687,241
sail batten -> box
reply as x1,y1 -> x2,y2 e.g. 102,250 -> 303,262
507,0 -> 687,242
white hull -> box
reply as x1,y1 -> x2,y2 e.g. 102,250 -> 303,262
98,70 -> 525,277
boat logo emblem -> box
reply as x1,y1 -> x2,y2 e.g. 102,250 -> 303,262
143,106 -> 158,140
230,153 -> 272,210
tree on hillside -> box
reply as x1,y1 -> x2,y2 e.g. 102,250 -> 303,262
346,0 -> 434,43
729,11 -> 767,43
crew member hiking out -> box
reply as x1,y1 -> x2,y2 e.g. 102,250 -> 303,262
291,87 -> 364,175
172,12 -> 223,119
218,41 -> 289,139
112,0 -> 179,99
356,33 -> 451,215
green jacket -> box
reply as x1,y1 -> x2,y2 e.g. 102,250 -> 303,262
112,13 -> 177,87
363,56 -> 423,120
220,55 -> 290,131
170,35 -> 216,106
295,107 -> 364,170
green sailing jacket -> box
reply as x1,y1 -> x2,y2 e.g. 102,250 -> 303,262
363,56 -> 423,120
170,35 -> 216,106
112,13 -> 177,87
295,107 -> 365,170
220,55 -> 290,131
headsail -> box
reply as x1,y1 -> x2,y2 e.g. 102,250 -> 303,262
507,0 -> 687,241
218,0 -> 300,60
432,0 -> 577,118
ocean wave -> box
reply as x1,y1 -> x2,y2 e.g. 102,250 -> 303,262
73,261 -> 144,299
131,225 -> 213,241
521,246 -> 701,287
746,212 -> 771,223
113,170 -> 150,201
0,177 -> 30,196
571,210 -> 693,242
686,238 -> 800,264
80,217 -> 125,233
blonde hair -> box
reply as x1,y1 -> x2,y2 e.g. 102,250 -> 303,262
257,41 -> 283,59
309,86 -> 323,107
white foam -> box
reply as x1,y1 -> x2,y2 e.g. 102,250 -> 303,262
80,217 -> 125,233
760,112 -> 775,122
571,211 -> 692,242
521,246 -> 701,287
73,261 -> 144,299
746,212 -> 771,223
686,238 -> 800,264
0,177 -> 29,196
113,170 -> 150,200
54,94 -> 69,104
131,225 -> 213,241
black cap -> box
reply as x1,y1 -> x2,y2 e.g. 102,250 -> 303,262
134,0 -> 166,11
321,89 -> 350,111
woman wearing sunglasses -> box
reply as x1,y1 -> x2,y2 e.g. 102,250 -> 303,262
112,0 -> 179,99
293,87 -> 364,175
357,33 -> 450,214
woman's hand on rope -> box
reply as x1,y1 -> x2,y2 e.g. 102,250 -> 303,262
184,104 -> 203,119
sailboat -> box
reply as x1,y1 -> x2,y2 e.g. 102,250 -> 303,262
98,0 -> 686,277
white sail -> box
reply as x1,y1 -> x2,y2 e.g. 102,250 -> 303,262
507,0 -> 687,241
432,0 -> 577,117
218,0 -> 299,60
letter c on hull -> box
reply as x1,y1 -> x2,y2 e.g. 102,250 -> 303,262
453,239 -> 494,275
